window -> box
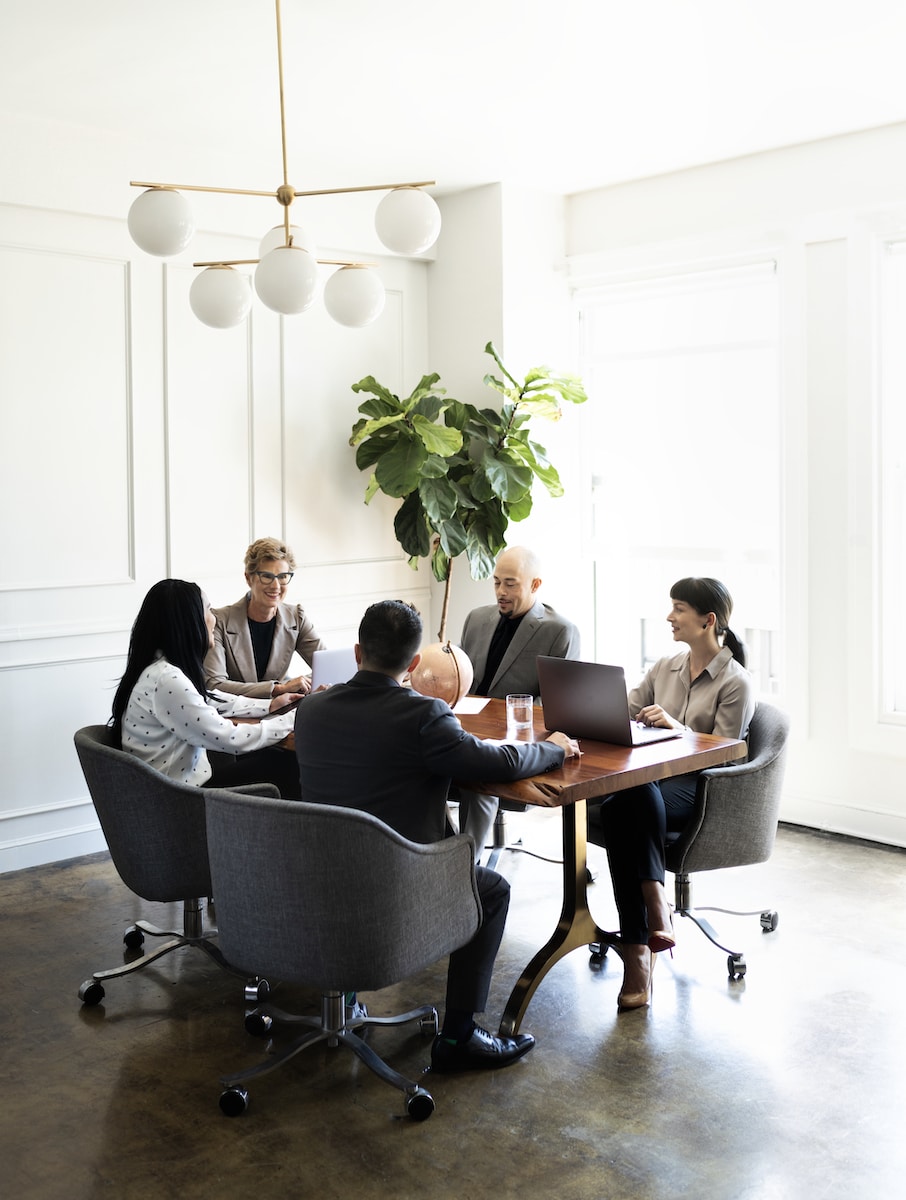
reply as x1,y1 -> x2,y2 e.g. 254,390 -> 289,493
879,241 -> 906,719
576,259 -> 782,695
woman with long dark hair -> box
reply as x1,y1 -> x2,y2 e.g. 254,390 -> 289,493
111,579 -> 301,795
589,577 -> 755,1011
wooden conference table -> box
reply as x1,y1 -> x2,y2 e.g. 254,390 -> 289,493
457,697 -> 747,1036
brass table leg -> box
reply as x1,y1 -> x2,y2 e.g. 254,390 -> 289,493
498,799 -> 617,1037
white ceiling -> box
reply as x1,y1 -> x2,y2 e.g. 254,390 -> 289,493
4,0 -> 906,198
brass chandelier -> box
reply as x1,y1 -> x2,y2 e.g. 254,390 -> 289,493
126,0 -> 441,329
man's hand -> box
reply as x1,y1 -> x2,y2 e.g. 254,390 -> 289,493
546,731 -> 582,758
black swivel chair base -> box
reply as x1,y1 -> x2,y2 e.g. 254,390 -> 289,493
673,871 -> 779,979
77,898 -> 269,1007
219,991 -> 439,1121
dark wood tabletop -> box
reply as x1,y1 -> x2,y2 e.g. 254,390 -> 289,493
457,697 -> 747,807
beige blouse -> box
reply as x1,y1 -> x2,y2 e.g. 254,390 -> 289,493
627,646 -> 755,740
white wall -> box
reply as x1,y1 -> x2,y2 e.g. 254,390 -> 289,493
0,117 -> 434,871
565,122 -> 906,847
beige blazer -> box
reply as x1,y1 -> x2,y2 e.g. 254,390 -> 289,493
204,596 -> 326,698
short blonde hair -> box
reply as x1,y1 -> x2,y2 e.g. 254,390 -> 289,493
244,537 -> 297,575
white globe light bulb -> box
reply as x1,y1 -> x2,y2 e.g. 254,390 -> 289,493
127,188 -> 195,257
189,267 -> 252,328
375,188 -> 442,255
254,245 -> 320,315
258,223 -> 317,258
323,266 -> 386,327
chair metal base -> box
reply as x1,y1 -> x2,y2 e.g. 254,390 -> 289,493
219,991 -> 439,1121
673,872 -> 779,979
77,898 -> 267,1006
483,807 -> 576,873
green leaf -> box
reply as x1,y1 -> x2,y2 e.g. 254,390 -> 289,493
411,415 -> 463,456
350,412 -> 406,447
375,437 -> 427,497
355,395 -> 399,419
419,453 -> 450,479
363,473 -> 381,504
403,373 -> 444,410
506,491 -> 533,522
394,492 -> 431,558
355,429 -> 398,471
431,541 -> 450,582
515,391 -> 563,420
437,517 -> 468,560
444,400 -> 472,431
449,478 -> 479,509
419,475 -> 458,524
411,394 -> 444,423
484,341 -> 521,390
352,376 -> 399,405
482,452 -> 533,501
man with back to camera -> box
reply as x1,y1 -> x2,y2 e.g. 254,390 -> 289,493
294,598 -> 581,1072
457,545 -> 581,858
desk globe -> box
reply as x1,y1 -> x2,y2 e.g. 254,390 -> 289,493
410,642 -> 473,706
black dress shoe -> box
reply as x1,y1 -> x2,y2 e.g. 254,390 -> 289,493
430,1025 -> 535,1073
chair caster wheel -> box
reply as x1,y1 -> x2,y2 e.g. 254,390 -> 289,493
418,1008 -> 439,1037
728,954 -> 746,979
588,942 -> 609,965
219,1087 -> 249,1117
244,1009 -> 273,1037
760,910 -> 779,932
406,1087 -> 435,1121
78,979 -> 105,1006
244,978 -> 270,1003
123,925 -> 145,949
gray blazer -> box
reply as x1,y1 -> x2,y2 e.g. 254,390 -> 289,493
204,596 -> 326,698
460,599 -> 580,701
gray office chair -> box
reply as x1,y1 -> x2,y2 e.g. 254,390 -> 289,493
664,701 -> 790,978
204,790 -> 482,1121
74,725 -> 277,1006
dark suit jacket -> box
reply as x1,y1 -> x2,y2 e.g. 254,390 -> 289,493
294,671 -> 565,844
460,599 -> 580,700
204,596 -> 326,698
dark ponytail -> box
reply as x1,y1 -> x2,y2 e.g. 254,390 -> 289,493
670,576 -> 747,668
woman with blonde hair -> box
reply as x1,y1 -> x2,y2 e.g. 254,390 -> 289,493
204,536 -> 326,698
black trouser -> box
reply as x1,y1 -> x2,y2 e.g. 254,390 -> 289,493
206,748 -> 302,800
587,774 -> 698,944
444,865 -> 510,1016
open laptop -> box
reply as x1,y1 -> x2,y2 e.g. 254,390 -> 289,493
310,645 -> 358,691
537,656 -> 682,747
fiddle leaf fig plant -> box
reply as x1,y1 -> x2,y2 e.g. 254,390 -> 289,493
349,342 -> 586,637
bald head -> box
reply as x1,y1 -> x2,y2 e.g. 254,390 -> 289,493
493,546 -> 542,619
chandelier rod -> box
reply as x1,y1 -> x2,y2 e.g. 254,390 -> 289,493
128,179 -> 437,199
192,258 -> 377,268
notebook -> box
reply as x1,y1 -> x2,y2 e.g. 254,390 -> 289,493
310,645 -> 358,691
536,656 -> 683,746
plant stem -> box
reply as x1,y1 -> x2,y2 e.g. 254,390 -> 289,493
438,556 -> 452,643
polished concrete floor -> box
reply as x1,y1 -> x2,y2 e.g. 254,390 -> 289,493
2,813 -> 905,1200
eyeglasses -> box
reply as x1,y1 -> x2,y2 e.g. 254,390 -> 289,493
252,570 -> 294,585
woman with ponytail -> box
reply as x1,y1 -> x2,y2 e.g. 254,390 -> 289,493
589,577 -> 755,1012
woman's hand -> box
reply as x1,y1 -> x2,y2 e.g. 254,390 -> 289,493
273,675 -> 312,697
268,692 -> 304,714
634,704 -> 682,731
